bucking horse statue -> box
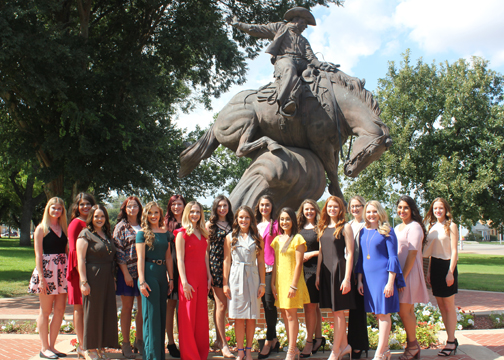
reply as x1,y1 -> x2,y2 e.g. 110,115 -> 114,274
178,66 -> 392,211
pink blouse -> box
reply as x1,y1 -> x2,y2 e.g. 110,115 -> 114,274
395,222 -> 429,304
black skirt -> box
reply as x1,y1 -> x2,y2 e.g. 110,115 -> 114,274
430,257 -> 458,298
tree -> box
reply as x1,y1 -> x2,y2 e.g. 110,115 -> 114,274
0,0 -> 341,205
344,51 -> 504,227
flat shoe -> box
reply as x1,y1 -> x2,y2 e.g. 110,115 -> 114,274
40,351 -> 58,359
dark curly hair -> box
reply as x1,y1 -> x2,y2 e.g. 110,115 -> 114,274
208,195 -> 234,244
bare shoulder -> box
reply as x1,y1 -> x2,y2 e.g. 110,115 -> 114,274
449,222 -> 458,232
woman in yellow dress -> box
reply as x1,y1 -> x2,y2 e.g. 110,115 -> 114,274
271,207 -> 310,360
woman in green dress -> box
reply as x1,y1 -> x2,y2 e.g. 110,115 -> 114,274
136,202 -> 174,360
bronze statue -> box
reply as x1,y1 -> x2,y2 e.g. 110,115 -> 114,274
227,7 -> 337,117
179,6 -> 392,210
179,67 -> 392,210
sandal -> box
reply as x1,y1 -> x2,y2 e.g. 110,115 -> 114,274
438,339 -> 458,356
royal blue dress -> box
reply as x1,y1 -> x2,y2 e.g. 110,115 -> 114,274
355,228 -> 405,315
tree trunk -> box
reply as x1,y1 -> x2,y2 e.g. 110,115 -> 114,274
44,174 -> 65,199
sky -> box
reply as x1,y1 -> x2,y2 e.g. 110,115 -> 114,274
175,0 -> 504,212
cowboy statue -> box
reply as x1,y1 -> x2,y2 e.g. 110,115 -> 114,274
228,6 -> 337,117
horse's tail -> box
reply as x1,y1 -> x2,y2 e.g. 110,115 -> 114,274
178,124 -> 219,178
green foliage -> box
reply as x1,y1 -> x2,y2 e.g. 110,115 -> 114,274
345,51 -> 504,227
489,312 -> 504,328
1,1 -> 342,204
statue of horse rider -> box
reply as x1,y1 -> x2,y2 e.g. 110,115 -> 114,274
228,7 -> 337,117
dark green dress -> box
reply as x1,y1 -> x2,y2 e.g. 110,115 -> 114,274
79,228 -> 118,350
136,231 -> 171,360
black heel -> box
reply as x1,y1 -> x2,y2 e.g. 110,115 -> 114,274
300,341 -> 312,358
312,337 -> 326,354
438,338 -> 458,357
167,343 -> 180,358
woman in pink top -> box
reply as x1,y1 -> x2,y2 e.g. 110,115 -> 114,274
254,195 -> 280,359
395,196 -> 428,360
66,192 -> 95,357
423,198 -> 459,357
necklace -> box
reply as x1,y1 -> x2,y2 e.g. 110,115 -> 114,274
94,230 -> 113,255
365,229 -> 378,259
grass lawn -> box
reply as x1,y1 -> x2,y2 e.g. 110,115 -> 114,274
0,238 -> 35,298
458,254 -> 504,292
478,241 -> 504,245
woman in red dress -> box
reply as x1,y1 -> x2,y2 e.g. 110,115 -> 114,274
175,201 -> 211,360
66,192 -> 95,356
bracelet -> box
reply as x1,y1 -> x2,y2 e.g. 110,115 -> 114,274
260,283 -> 266,286
290,285 -> 297,290
80,280 -> 88,286
139,281 -> 146,286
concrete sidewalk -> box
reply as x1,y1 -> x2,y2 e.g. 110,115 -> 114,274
2,290 -> 504,360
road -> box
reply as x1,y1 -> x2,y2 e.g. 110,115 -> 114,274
459,242 -> 504,255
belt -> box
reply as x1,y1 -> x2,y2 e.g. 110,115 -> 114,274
146,258 -> 166,265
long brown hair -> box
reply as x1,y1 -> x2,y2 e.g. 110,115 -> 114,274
164,194 -> 186,232
278,207 -> 298,253
86,204 -> 112,239
231,206 -> 262,255
296,199 -> 321,229
424,197 -> 453,235
70,192 -> 96,221
318,196 -> 346,240
117,196 -> 143,224
208,195 -> 234,243
141,202 -> 165,250
396,195 -> 427,247
254,195 -> 275,236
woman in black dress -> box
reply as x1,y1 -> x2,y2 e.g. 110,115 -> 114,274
164,194 -> 186,358
206,195 -> 234,358
296,199 -> 324,358
316,196 -> 355,360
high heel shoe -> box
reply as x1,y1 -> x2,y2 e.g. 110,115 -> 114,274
438,338 -> 458,356
312,337 -> 326,354
258,339 -> 279,359
133,338 -> 144,356
286,348 -> 300,360
121,342 -> 135,359
399,339 -> 420,360
300,340 -> 313,358
76,348 -> 85,359
339,344 -> 352,360
98,349 -> 110,360
372,348 -> 390,360
167,343 -> 180,358
83,350 -> 100,360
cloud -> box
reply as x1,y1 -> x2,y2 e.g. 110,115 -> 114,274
309,0 -> 395,74
394,0 -> 504,65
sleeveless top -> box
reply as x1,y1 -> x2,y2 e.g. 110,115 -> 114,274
43,228 -> 68,254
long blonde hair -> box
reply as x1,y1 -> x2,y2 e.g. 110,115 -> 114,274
181,201 -> 209,238
317,196 -> 346,240
41,197 -> 68,236
141,202 -> 165,251
364,200 -> 391,236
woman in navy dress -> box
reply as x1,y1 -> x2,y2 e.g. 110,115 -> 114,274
356,201 -> 405,360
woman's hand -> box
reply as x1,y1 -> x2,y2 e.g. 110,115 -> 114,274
340,279 -> 351,295
383,282 -> 394,298
257,284 -> 265,298
183,281 -> 195,300
398,286 -> 405,293
426,270 -> 431,285
81,282 -> 91,296
207,276 -> 212,294
140,282 -> 151,298
223,285 -> 232,300
446,271 -> 454,287
315,276 -> 320,290
38,279 -> 49,294
357,281 -> 364,296
303,253 -> 310,263
124,273 -> 134,288
272,284 -> 278,300
287,287 -> 296,298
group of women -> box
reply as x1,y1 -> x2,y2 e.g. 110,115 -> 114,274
28,192 -> 460,360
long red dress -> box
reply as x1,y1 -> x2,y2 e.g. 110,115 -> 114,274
175,228 -> 209,360
67,218 -> 86,305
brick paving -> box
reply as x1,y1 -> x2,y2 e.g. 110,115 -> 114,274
428,289 -> 504,314
465,332 -> 504,356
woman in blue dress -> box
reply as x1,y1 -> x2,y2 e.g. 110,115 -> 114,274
356,201 -> 405,360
